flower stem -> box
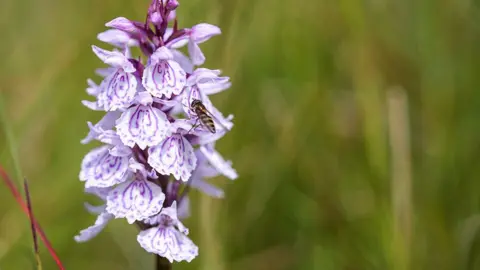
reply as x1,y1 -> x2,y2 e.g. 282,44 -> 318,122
156,255 -> 172,270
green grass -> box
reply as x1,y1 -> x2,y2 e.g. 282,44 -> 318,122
1,0 -> 480,269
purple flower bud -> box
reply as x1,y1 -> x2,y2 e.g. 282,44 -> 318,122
165,0 -> 179,11
105,17 -> 148,41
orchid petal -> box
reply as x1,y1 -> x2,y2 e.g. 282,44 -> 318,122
116,105 -> 171,150
148,134 -> 197,181
106,179 -> 165,224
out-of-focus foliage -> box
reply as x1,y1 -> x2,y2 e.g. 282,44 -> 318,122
1,0 -> 480,269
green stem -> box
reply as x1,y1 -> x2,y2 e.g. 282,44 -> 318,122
156,255 -> 172,270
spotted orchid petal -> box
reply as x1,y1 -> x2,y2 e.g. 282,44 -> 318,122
98,68 -> 138,111
186,68 -> 231,95
81,100 -> 103,111
84,203 -> 107,215
200,144 -> 237,180
142,47 -> 187,98
97,29 -> 139,47
171,49 -> 194,74
92,45 -> 135,72
129,158 -> 158,180
188,41 -> 205,66
83,187 -> 112,214
191,177 -> 224,198
116,105 -> 171,150
189,150 -> 223,198
164,28 -> 189,49
106,179 -> 165,224
105,17 -> 148,41
190,23 -> 221,44
82,79 -> 104,111
81,111 -> 120,144
185,23 -> 221,65
86,79 -> 101,96
135,90 -> 154,106
177,196 -> 190,219
96,67 -> 117,77
137,226 -> 198,263
96,129 -> 121,145
85,186 -> 112,201
80,145 -> 131,188
137,202 -> 197,262
74,212 -> 114,243
198,76 -> 231,95
147,134 -> 197,181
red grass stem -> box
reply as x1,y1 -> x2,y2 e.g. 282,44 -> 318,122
24,178 -> 43,270
0,165 -> 65,270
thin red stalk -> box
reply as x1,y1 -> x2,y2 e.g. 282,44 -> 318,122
0,166 -> 65,270
24,178 -> 42,270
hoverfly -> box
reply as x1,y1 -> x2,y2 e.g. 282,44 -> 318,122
191,99 -> 216,133
187,99 -> 229,134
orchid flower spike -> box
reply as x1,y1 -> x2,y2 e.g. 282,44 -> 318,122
75,0 -> 237,264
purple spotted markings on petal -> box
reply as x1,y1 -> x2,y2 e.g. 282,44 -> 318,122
99,68 -> 137,111
80,146 -> 131,188
106,179 -> 165,224
142,60 -> 186,98
116,105 -> 171,150
137,227 -> 198,263
147,134 -> 197,181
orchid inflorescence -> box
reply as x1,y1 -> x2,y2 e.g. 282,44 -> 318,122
74,0 -> 237,263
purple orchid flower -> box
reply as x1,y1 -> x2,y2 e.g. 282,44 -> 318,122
75,0 -> 237,264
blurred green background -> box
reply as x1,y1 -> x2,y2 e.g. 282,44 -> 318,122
1,0 -> 480,269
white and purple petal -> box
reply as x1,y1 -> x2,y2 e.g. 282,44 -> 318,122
142,47 -> 187,98
191,176 -> 224,198
84,203 -> 107,215
96,67 -> 117,77
97,29 -> 139,48
80,145 -> 131,188
190,23 -> 221,44
189,150 -> 224,198
92,45 -> 135,72
187,41 -> 205,66
137,226 -> 198,263
106,179 -> 165,224
171,49 -> 194,74
164,28 -> 189,49
86,78 -> 101,96
198,76 -> 231,95
116,105 -> 171,150
85,186 -> 112,201
200,144 -> 237,180
147,134 -> 197,181
128,158 -> 158,180
74,212 -> 114,243
177,196 -> 190,219
98,68 -> 138,111
81,100 -> 103,111
81,111 -> 122,144
105,17 -> 147,38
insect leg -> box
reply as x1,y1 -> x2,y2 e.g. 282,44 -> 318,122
187,117 -> 200,134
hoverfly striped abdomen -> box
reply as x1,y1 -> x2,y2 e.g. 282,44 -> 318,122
191,99 -> 216,133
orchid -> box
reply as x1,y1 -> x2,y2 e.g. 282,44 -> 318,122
75,0 -> 237,265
